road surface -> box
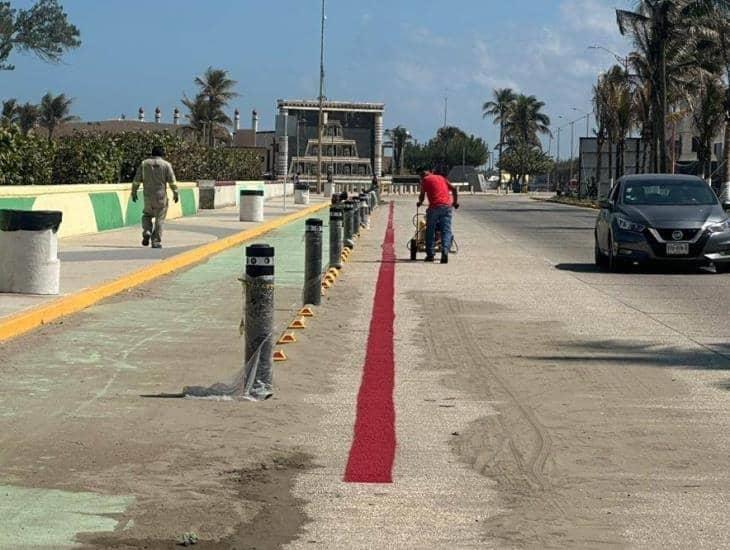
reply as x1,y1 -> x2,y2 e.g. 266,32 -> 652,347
2,195 -> 730,548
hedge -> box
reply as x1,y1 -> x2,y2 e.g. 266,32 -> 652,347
0,125 -> 262,185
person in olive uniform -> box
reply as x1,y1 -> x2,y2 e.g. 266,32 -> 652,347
131,145 -> 178,249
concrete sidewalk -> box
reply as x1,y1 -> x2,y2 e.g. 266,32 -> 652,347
0,195 -> 327,320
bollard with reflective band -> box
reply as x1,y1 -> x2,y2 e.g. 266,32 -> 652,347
343,201 -> 355,249
244,244 -> 275,400
359,193 -> 370,228
329,206 -> 344,270
303,218 -> 323,306
352,199 -> 361,236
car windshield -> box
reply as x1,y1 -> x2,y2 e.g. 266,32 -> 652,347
622,180 -> 717,206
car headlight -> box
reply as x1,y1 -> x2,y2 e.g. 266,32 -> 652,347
616,215 -> 646,233
707,219 -> 730,234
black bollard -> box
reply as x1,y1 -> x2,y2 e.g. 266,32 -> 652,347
352,199 -> 361,236
343,201 -> 355,249
304,218 -> 323,306
329,205 -> 344,270
244,244 -> 275,400
359,193 -> 370,229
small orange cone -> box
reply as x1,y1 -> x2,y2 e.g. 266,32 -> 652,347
299,307 -> 314,317
322,280 -> 332,289
273,350 -> 287,361
324,274 -> 335,284
289,318 -> 307,329
277,333 -> 297,344
327,267 -> 340,277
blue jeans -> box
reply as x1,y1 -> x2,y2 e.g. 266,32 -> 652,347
425,206 -> 453,257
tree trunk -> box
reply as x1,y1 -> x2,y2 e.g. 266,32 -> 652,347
722,112 -> 730,202
607,136 -> 614,187
596,132 -> 604,193
658,36 -> 669,173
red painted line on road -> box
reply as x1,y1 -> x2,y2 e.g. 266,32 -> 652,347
344,202 -> 396,483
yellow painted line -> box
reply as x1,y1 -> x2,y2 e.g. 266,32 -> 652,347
0,202 -> 329,343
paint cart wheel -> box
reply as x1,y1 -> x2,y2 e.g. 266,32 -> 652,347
409,239 -> 417,260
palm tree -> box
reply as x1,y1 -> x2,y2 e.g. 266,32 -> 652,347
691,76 -> 725,179
616,1 -> 706,173
482,88 -> 516,184
1,98 -> 18,126
503,94 -> 551,146
684,0 -> 730,197
385,126 -> 412,175
184,67 -> 238,146
38,92 -> 76,141
501,94 -> 551,189
16,102 -> 39,135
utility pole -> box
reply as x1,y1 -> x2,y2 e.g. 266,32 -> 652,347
570,120 -> 575,181
316,0 -> 326,194
556,127 -> 562,188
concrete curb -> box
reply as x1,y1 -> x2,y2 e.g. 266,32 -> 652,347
0,202 -> 329,343
530,197 -> 600,210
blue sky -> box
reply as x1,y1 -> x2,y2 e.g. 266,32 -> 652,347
1,0 -> 634,151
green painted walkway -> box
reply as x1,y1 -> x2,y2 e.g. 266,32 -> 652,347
0,214 -> 331,548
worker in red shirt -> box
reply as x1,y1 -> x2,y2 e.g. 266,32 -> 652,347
417,166 -> 460,263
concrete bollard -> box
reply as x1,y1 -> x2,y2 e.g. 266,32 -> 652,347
0,209 -> 62,295
324,180 -> 334,198
329,205 -> 344,269
244,243 -> 275,400
240,189 -> 264,222
343,201 -> 355,249
359,193 -> 370,229
294,183 -> 310,205
303,218 -> 323,306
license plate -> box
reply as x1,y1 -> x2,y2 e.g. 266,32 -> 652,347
666,242 -> 689,255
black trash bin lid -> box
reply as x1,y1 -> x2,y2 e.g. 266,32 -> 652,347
0,209 -> 63,232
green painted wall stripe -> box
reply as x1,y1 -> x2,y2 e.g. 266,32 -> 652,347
180,188 -> 197,217
0,197 -> 36,211
124,195 -> 144,227
89,192 -> 124,232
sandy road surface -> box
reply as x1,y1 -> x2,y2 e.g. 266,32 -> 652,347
4,194 -> 730,548
290,195 -> 730,549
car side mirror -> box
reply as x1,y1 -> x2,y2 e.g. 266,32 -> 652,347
723,201 -> 730,210
598,199 -> 612,210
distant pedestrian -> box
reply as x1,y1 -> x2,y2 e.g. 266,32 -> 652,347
417,166 -> 459,264
131,145 -> 178,249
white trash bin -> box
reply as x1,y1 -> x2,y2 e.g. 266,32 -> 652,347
323,181 -> 334,198
0,209 -> 62,295
239,189 -> 264,222
294,184 -> 310,205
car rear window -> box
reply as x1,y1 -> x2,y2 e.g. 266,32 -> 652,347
622,180 -> 717,206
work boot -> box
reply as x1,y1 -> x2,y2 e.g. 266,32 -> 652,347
424,255 -> 435,262
142,232 -> 150,247
151,242 -> 162,249
440,254 -> 449,264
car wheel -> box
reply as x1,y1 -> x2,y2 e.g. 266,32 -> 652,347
594,236 -> 608,270
715,262 -> 730,274
607,234 -> 623,273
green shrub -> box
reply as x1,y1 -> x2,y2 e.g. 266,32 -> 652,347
52,133 -> 121,184
0,127 -> 262,185
0,125 -> 55,185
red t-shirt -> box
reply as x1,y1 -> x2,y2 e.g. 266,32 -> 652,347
421,173 -> 452,207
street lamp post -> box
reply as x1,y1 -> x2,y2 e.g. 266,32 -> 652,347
316,0 -> 326,194
588,45 -> 629,72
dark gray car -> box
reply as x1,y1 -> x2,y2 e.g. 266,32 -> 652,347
594,174 -> 730,272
